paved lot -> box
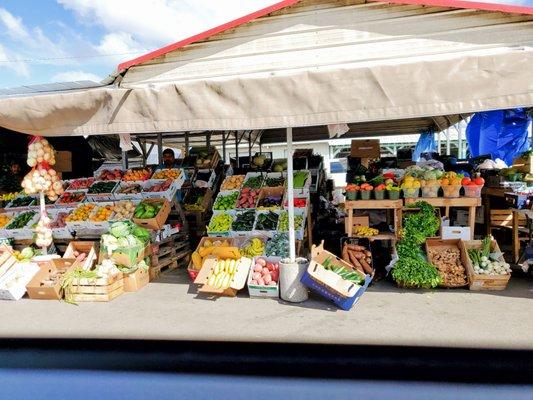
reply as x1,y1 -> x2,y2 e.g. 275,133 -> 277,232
0,269 -> 531,349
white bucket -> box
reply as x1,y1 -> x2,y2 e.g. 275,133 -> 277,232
280,257 -> 309,303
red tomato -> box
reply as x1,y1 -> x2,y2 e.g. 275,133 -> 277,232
474,177 -> 485,186
461,177 -> 471,185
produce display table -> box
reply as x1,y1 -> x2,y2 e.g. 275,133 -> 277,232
344,200 -> 402,238
404,197 -> 481,239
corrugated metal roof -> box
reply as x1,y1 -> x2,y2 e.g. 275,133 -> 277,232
0,81 -> 103,99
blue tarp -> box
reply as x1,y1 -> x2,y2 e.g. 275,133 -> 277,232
466,108 -> 531,165
412,130 -> 436,161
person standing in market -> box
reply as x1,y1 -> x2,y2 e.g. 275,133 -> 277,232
161,148 -> 180,168
0,161 -> 24,193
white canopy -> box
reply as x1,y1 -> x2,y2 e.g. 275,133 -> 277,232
1,0 -> 532,136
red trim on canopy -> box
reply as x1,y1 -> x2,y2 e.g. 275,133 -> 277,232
117,0 -> 300,71
376,0 -> 533,15
117,0 -> 532,72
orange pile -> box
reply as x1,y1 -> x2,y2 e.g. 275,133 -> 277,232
66,204 -> 96,222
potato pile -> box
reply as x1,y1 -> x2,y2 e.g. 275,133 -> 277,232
427,248 -> 467,286
221,175 -> 245,190
113,201 -> 136,220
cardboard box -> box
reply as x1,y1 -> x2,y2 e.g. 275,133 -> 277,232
133,198 -> 171,230
350,139 -> 380,158
301,242 -> 372,311
183,188 -> 213,212
26,258 -> 78,300
99,243 -> 150,268
64,241 -> 97,271
86,181 -> 120,202
123,268 -> 149,292
425,238 -> 469,288
247,256 -> 281,299
256,187 -> 284,211
0,262 -> 40,300
194,257 -> 252,297
442,226 -> 471,241
55,151 -> 72,173
142,179 -> 181,202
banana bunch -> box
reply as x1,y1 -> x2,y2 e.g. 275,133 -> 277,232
240,238 -> 265,258
353,226 -> 379,237
207,259 -> 239,289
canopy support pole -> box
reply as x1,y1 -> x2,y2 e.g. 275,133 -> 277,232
456,125 -> 463,159
248,133 -> 252,162
235,132 -> 239,168
437,132 -> 442,155
286,127 -> 296,262
222,132 -> 227,164
206,132 -> 211,148
122,151 -> 128,170
185,132 -> 190,156
139,140 -> 147,167
157,133 -> 163,164
446,129 -> 451,156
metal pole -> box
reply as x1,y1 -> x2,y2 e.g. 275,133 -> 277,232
140,140 -> 147,167
248,133 -> 252,161
457,127 -> 463,159
122,151 -> 128,169
206,132 -> 211,148
222,132 -> 227,164
286,127 -> 296,262
437,131 -> 442,155
185,132 -> 190,157
157,132 -> 163,164
446,129 -> 451,156
235,132 -> 239,168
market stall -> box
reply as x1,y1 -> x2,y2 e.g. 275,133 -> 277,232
0,0 -> 532,309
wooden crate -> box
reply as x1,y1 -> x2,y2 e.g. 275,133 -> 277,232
425,238 -> 469,288
459,240 -> 511,291
490,210 -> 527,228
66,273 -> 124,302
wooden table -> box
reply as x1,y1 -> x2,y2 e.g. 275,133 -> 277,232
404,197 -> 481,239
344,200 -> 403,238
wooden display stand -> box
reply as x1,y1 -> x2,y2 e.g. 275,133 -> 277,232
404,197 -> 481,239
344,200 -> 402,239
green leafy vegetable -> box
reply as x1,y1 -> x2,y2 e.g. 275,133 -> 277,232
392,201 -> 442,288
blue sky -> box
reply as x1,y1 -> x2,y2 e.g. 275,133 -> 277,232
0,0 -> 532,89
0,0 -> 273,88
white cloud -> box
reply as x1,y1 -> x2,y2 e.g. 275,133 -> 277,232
0,43 -> 29,77
51,70 -> 102,82
58,0 -> 275,47
95,32 -> 146,62
0,7 -> 66,62
0,8 -> 30,40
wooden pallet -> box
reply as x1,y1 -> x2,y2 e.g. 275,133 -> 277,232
149,257 -> 179,280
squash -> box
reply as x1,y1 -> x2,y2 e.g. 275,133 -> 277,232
192,251 -> 203,270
